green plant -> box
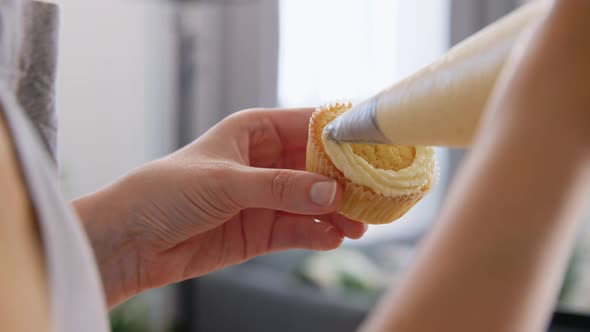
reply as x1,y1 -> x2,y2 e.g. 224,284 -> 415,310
109,298 -> 150,332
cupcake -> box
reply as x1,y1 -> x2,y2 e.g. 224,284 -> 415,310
307,102 -> 437,225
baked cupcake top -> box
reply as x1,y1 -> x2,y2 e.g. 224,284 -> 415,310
317,102 -> 436,197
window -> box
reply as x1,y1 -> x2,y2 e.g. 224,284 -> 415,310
279,0 -> 451,241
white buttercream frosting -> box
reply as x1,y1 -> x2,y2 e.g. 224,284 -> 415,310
321,130 -> 436,197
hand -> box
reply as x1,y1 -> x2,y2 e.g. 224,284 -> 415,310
75,108 -> 367,308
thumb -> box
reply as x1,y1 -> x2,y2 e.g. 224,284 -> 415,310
228,167 -> 342,214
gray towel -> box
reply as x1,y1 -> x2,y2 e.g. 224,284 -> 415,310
17,1 -> 59,163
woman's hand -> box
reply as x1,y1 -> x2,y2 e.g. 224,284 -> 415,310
74,108 -> 367,308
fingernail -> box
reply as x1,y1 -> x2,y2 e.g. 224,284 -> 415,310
310,181 -> 337,207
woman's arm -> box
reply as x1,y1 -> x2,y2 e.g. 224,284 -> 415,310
0,114 -> 51,331
362,1 -> 590,331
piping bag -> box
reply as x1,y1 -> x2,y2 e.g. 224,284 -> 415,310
325,1 -> 550,147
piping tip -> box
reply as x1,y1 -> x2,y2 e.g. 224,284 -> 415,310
323,98 -> 392,145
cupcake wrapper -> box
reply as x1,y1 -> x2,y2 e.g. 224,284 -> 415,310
307,108 -> 429,225
340,183 -> 424,225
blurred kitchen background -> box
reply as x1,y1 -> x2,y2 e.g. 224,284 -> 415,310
53,0 -> 590,331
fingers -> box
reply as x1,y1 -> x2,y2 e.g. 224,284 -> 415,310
316,213 -> 369,240
237,108 -> 315,149
262,108 -> 315,149
267,213 -> 368,252
268,214 -> 344,251
229,167 -> 343,215
283,149 -> 307,170
276,212 -> 368,240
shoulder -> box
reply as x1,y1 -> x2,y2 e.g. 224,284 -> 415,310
0,113 -> 51,331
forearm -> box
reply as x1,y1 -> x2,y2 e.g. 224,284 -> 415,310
362,2 -> 590,331
363,123 -> 589,332
73,181 -> 141,309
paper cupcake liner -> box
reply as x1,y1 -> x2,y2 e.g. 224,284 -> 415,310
306,106 -> 429,225
340,183 -> 424,225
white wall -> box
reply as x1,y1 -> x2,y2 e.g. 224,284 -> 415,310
278,0 -> 451,242
178,0 -> 279,138
55,0 -> 177,198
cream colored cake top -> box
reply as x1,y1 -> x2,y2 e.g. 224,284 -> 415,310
321,129 -> 436,197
